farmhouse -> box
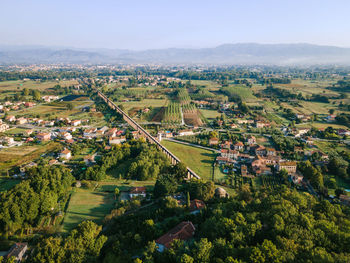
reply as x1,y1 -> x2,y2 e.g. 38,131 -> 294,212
209,137 -> 219,145
156,221 -> 195,252
277,161 -> 297,175
129,187 -> 146,199
109,136 -> 126,145
59,148 -> 72,160
71,120 -> 81,126
6,242 -> 28,262
246,135 -> 256,145
234,141 -> 244,151
36,133 -> 51,141
178,129 -> 194,136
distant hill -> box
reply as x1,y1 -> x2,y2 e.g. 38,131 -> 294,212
1,43 -> 350,65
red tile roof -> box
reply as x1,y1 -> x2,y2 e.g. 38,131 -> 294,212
129,187 -> 146,194
189,199 -> 206,212
156,221 -> 195,249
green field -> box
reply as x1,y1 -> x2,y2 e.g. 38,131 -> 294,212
199,109 -> 221,119
62,188 -> 115,232
161,140 -> 216,181
0,80 -> 79,91
119,98 -> 168,112
222,86 -> 256,102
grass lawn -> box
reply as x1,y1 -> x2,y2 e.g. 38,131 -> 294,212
97,177 -> 155,192
222,86 -> 256,102
199,109 -> 221,119
161,140 -> 216,181
0,178 -> 21,192
62,188 -> 115,232
3,128 -> 27,135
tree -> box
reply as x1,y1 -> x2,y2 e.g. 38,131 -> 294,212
66,103 -> 74,111
33,90 -> 41,101
153,174 -> 178,198
186,192 -> 191,208
115,187 -> 120,200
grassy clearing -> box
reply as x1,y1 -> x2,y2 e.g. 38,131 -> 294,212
161,140 -> 216,181
222,86 -> 256,102
199,109 -> 221,119
191,80 -> 220,90
97,178 -> 155,192
295,122 -> 349,130
0,178 -> 21,192
62,188 -> 115,232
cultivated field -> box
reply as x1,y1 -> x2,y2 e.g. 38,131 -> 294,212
0,142 -> 60,172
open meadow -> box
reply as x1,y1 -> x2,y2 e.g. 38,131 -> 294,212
161,140 -> 216,181
62,188 -> 115,232
0,79 -> 79,92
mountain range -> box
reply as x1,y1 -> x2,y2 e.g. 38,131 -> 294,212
1,43 -> 350,65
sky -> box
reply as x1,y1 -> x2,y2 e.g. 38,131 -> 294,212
0,0 -> 349,50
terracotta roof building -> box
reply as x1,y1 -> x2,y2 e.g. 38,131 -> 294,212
156,221 -> 195,252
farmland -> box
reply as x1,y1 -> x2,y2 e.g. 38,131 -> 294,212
0,79 -> 79,92
0,141 -> 61,172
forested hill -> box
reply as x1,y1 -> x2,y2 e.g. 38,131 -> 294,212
1,43 -> 350,65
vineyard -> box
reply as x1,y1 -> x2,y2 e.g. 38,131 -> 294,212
176,89 -> 191,105
162,102 -> 182,124
260,174 -> 281,189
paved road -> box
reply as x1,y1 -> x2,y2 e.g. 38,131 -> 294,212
164,138 -> 220,153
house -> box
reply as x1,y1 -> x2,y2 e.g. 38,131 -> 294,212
246,135 -> 256,145
277,161 -> 297,175
16,117 -> 28,125
42,95 -> 59,102
109,136 -> 126,145
36,133 -> 51,141
6,242 -> 28,262
255,121 -> 269,128
266,148 -> 276,156
234,141 -> 244,151
189,199 -> 206,214
216,156 -> 235,165
221,149 -> 238,159
178,129 -> 194,136
59,148 -> 71,159
24,102 -> 35,107
156,221 -> 195,252
71,120 -> 81,126
338,129 -> 350,136
5,115 -> 16,122
290,173 -> 304,184
105,128 -> 118,137
304,137 -> 314,145
4,137 -> 14,145
84,155 -> 96,165
129,187 -> 146,198
84,128 -> 97,138
49,159 -> 59,165
255,145 -> 266,156
60,132 -> 72,141
209,137 -> 219,145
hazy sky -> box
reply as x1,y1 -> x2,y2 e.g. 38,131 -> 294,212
1,0 -> 349,50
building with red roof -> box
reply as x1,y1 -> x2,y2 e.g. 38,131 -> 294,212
156,221 -> 195,252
